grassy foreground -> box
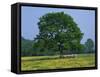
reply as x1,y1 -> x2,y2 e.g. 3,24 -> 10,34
21,54 -> 95,71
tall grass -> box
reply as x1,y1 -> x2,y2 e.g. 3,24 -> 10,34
21,53 -> 95,71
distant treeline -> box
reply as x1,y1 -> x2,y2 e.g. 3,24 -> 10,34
21,37 -> 95,57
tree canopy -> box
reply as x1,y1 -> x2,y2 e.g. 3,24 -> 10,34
85,38 -> 94,53
33,12 -> 84,57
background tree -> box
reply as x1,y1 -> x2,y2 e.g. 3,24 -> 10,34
85,39 -> 94,53
21,37 -> 33,56
33,12 -> 83,57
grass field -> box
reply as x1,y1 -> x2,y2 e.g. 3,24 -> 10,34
21,53 -> 95,71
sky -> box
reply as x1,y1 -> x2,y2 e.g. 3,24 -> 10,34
21,6 -> 95,44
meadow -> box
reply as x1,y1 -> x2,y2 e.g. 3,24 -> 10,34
21,53 -> 95,71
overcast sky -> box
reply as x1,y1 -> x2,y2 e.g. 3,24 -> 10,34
21,6 -> 95,44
